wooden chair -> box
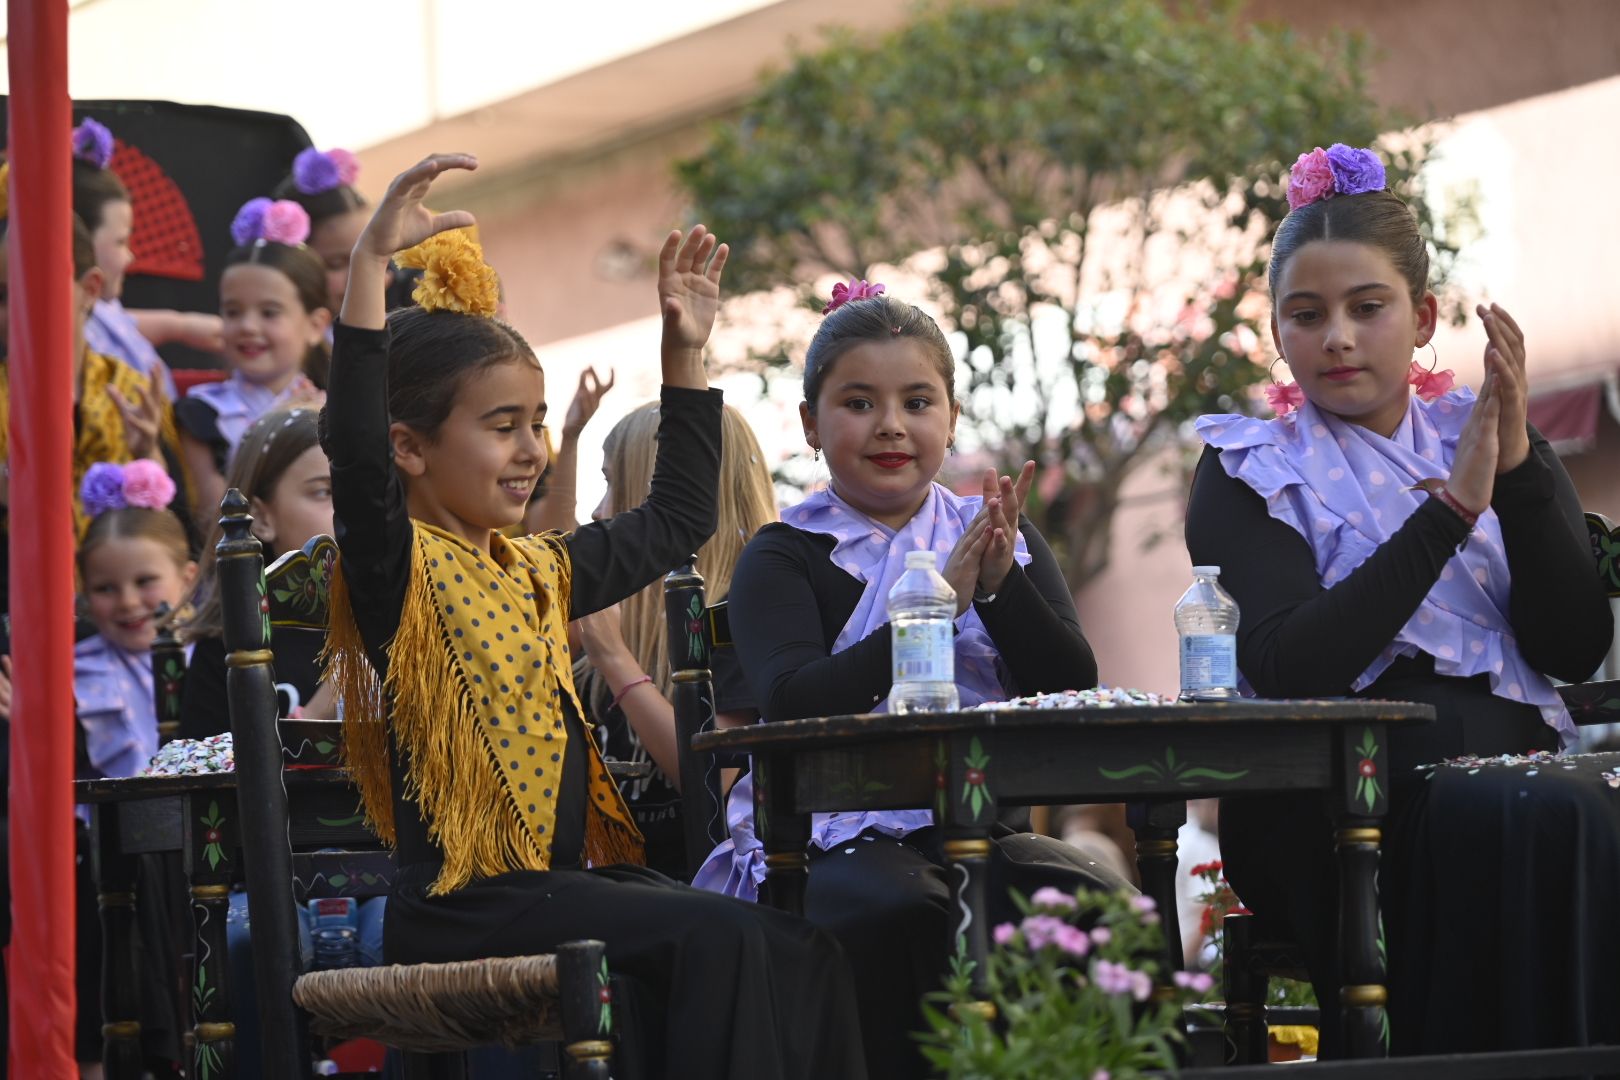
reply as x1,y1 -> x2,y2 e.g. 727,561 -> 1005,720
664,557 -> 746,879
216,492 -> 617,1078
150,603 -> 186,743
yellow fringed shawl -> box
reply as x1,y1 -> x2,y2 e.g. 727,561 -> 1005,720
326,522 -> 643,895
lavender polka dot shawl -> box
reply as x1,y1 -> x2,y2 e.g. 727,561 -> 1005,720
1195,389 -> 1574,746
692,481 -> 1033,900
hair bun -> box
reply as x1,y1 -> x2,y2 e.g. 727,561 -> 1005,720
1286,144 -> 1386,211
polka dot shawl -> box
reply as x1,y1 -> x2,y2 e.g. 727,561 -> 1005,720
326,523 -> 643,895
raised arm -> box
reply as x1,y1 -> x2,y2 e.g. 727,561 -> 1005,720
565,227 -> 728,614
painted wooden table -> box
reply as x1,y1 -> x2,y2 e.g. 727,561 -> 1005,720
692,698 -> 1435,1059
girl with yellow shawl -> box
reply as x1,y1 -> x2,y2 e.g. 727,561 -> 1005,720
322,154 -> 867,1080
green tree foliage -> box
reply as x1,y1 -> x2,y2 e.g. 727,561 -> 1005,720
680,0 -> 1463,589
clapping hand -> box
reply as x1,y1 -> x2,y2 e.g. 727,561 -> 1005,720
1478,303 -> 1530,474
1446,370 -> 1501,515
977,462 -> 1036,595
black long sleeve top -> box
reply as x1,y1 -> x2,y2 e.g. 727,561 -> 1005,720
324,323 -> 722,870
728,515 -> 1097,723
1185,428 -> 1612,771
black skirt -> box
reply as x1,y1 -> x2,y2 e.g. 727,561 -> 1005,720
1221,749 -> 1620,1057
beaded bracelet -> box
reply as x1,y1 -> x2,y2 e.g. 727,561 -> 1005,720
1434,486 -> 1481,527
611,674 -> 654,709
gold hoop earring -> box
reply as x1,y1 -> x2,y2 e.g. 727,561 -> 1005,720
1269,357 -> 1290,386
1417,341 -> 1439,374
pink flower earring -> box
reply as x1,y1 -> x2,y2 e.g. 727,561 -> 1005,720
1264,357 -> 1306,417
1407,342 -> 1455,402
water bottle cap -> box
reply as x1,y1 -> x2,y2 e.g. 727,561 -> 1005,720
903,550 -> 939,570
1192,565 -> 1221,577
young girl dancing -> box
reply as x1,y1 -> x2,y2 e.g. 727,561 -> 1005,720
322,154 -> 866,1080
694,284 -> 1126,1079
177,199 -> 331,519
1186,144 -> 1617,1055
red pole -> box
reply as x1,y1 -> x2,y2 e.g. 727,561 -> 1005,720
6,0 -> 80,1074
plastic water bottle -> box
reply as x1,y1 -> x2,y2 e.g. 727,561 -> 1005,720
1175,566 -> 1240,701
888,550 -> 961,713
307,897 -> 362,970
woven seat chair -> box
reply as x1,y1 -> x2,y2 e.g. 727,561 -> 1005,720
216,492 -> 616,1079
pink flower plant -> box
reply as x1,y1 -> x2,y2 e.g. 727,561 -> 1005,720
1030,886 -> 1077,910
1019,914 -> 1069,952
823,278 -> 886,315
1264,380 -> 1306,417
1408,360 -> 1456,402
1173,969 -> 1215,995
993,922 -> 1017,947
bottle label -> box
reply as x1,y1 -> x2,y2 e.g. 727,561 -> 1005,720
893,620 -> 955,683
1179,633 -> 1236,690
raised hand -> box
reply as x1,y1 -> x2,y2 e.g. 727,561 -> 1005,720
1446,372 -> 1501,515
1478,302 -> 1530,474
356,154 -> 479,261
976,462 -> 1037,595
110,369 -> 165,461
562,366 -> 617,441
658,225 -> 729,358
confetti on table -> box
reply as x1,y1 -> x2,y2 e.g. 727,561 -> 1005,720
971,687 -> 1173,711
142,733 -> 235,776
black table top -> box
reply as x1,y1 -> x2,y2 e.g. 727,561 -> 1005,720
692,698 -> 1437,753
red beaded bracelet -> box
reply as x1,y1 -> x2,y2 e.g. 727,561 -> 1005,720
1434,486 -> 1481,527
611,674 -> 654,709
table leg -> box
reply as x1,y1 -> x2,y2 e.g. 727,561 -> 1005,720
1127,800 -> 1187,979
1334,723 -> 1389,1058
937,734 -> 996,998
92,804 -> 143,1079
754,753 -> 810,917
184,792 -> 239,1079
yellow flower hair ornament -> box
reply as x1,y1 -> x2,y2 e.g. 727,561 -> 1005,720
394,228 -> 500,317
0,161 -> 10,220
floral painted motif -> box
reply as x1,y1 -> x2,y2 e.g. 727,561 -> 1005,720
1098,746 -> 1249,787
1353,728 -> 1383,812
934,741 -> 949,819
961,737 -> 992,821
598,956 -> 614,1035
200,801 -> 227,870
685,594 -> 706,663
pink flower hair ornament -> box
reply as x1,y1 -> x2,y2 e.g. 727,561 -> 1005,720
230,197 -> 311,248
80,459 -> 176,518
292,146 -> 361,195
823,278 -> 886,315
1286,143 -> 1387,211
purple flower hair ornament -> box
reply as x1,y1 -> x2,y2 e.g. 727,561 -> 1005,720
230,197 -> 311,247
292,147 -> 361,195
72,118 -> 116,170
1286,143 -> 1387,211
80,460 -> 176,518
823,278 -> 886,315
